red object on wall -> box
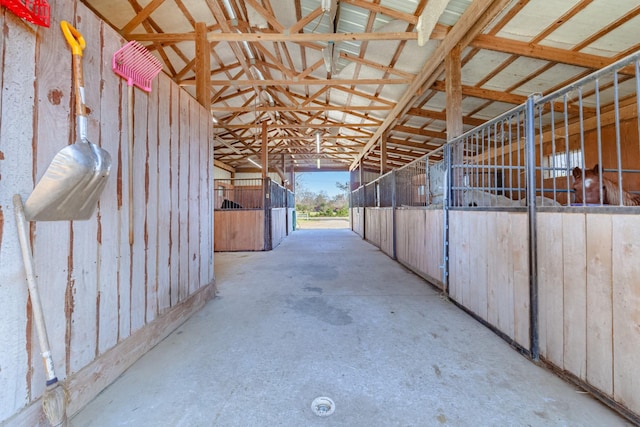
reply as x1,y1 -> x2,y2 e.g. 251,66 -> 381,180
1,0 -> 50,28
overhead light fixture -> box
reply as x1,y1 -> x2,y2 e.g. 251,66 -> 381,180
247,157 -> 262,169
321,0 -> 338,21
315,131 -> 322,169
211,115 -> 219,124
315,131 -> 321,154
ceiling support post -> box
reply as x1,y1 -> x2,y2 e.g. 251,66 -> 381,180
261,121 -> 268,179
446,44 -> 463,206
195,22 -> 211,108
380,131 -> 388,176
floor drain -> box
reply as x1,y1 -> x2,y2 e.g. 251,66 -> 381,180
311,396 -> 335,417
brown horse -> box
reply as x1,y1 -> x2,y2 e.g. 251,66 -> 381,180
572,164 -> 640,206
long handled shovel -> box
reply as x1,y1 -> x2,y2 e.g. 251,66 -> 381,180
24,21 -> 111,221
112,40 -> 162,245
14,194 -> 68,426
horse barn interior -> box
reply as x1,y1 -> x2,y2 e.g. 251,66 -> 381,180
1,0 -> 640,425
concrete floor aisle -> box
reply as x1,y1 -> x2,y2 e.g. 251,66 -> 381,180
72,229 -> 631,426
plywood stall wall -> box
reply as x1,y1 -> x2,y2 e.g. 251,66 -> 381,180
448,211 -> 530,350
395,208 -> 444,289
364,208 -> 393,258
537,212 -> 640,416
214,210 -> 265,251
364,209 -> 382,248
271,208 -> 287,249
0,4 -> 214,425
351,207 -> 364,238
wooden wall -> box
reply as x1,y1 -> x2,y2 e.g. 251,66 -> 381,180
537,212 -> 640,415
448,211 -> 530,350
350,207 -> 365,238
0,4 -> 214,425
364,208 -> 394,257
214,210 -> 264,251
359,203 -> 640,419
271,208 -> 287,249
395,208 -> 444,287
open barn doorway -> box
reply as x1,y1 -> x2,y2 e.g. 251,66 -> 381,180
295,171 -> 350,229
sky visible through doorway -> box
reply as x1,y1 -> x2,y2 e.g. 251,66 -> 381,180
296,171 -> 350,197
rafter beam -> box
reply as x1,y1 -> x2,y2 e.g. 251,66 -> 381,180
121,0 -> 165,35
392,125 -> 447,140
209,105 -> 392,112
129,31 -> 418,43
196,78 -> 410,86
351,0 -> 513,169
470,34 -> 614,70
406,107 -> 485,127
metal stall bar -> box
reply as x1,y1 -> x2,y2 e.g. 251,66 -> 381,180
391,170 -> 397,260
613,71 -> 624,205
534,49 -> 640,206
442,144 -> 451,292
525,94 -> 539,361
263,178 -> 272,251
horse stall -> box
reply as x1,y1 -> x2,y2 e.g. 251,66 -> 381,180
363,177 -> 394,258
350,50 -> 640,423
394,158 -> 447,288
214,178 -> 293,251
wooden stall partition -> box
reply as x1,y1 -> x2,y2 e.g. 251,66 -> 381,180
611,215 -> 640,415
351,207 -> 364,237
214,210 -> 265,251
396,208 -> 425,274
0,4 -> 215,424
379,208 -> 394,258
585,214 -> 613,396
423,209 -> 444,286
395,208 -> 444,288
365,208 -> 382,248
271,208 -> 287,249
449,211 -> 530,350
538,212 -> 640,417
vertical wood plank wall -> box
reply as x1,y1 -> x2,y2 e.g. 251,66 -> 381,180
271,208 -> 287,249
364,208 -> 394,257
0,4 -> 214,424
212,207 -> 289,252
352,207 -> 364,238
538,212 -> 640,415
364,208 -> 381,248
395,208 -> 444,287
351,201 -> 640,418
449,211 -> 530,350
214,211 -> 265,251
